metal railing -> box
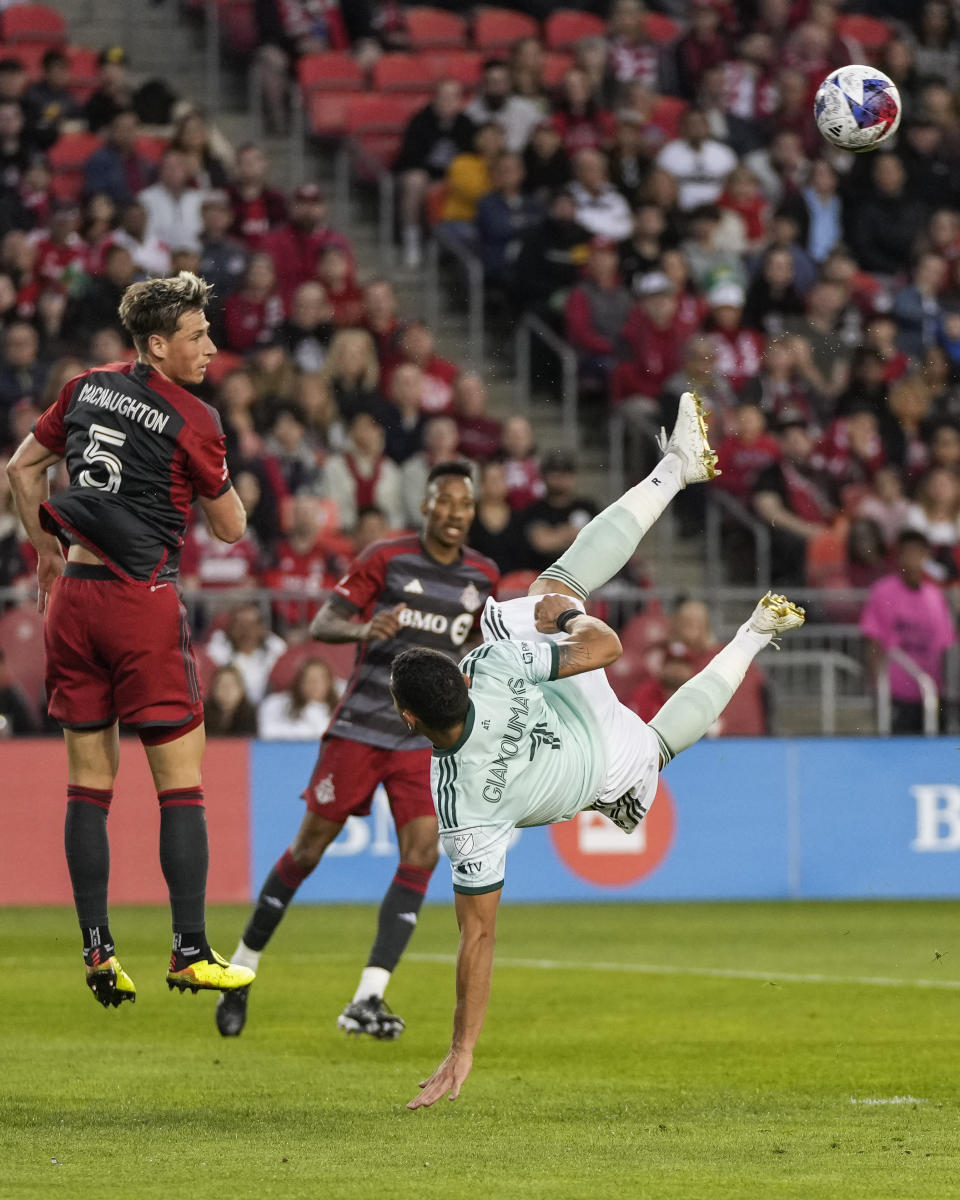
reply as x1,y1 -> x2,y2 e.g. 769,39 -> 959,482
513,312 -> 579,446
762,649 -> 867,736
425,228 -> 484,370
877,648 -> 940,736
704,490 -> 772,591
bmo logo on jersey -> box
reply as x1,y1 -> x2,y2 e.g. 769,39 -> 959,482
398,607 -> 474,646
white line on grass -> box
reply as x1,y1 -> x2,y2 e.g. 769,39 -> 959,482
405,953 -> 960,991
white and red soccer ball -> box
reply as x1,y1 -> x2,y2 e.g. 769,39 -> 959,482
814,64 -> 902,153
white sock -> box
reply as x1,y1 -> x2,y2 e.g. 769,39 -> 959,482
353,965 -> 391,1003
618,452 -> 684,521
232,940 -> 261,972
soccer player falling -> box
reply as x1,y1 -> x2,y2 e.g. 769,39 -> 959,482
390,393 -> 805,1108
6,272 -> 255,1007
216,462 -> 499,1039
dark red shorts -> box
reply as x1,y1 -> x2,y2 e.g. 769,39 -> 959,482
302,734 -> 434,829
45,564 -> 203,734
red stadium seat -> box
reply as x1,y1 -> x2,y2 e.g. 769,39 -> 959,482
371,53 -> 433,95
619,607 -> 670,654
542,51 -> 574,88
67,46 -> 101,102
0,3 -> 66,44
0,605 -> 45,718
497,569 -> 538,599
47,131 -> 103,202
650,94 -> 688,139
644,11 -> 680,43
344,93 -> 424,169
305,90 -> 359,139
425,180 -> 448,227
407,6 -> 468,51
606,644 -> 656,703
473,8 -> 538,53
422,50 -> 483,89
135,134 -> 169,163
836,14 -> 893,53
268,641 -> 357,693
544,10 -> 606,50
297,51 -> 365,96
218,0 -> 259,56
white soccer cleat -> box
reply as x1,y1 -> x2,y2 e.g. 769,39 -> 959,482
656,391 -> 720,487
747,592 -> 806,643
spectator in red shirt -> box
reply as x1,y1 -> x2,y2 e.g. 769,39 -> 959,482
262,182 -> 352,302
453,372 -> 502,463
705,281 -> 765,393
228,142 -> 288,249
608,0 -> 676,94
718,164 -> 770,254
180,513 -> 262,590
550,69 -> 617,156
565,237 -> 633,386
500,414 -> 545,511
363,277 -> 404,366
389,321 -> 458,417
715,402 -> 782,503
224,252 -> 286,353
813,407 -> 887,494
627,649 -> 697,724
865,315 -> 910,384
263,495 -> 340,630
613,271 -> 689,405
675,0 -> 729,100
316,244 -> 364,328
29,202 -> 87,293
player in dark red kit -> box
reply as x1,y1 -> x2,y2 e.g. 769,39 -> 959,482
5,272 -> 256,1008
216,463 -> 499,1039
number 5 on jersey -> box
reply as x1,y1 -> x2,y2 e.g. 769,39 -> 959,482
79,423 -> 127,493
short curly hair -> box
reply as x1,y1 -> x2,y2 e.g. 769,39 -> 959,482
390,647 -> 469,732
118,271 -> 212,353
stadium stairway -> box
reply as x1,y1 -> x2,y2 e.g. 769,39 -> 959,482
55,0 -> 705,598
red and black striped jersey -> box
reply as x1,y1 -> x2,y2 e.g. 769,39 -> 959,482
32,360 -> 231,585
326,534 -> 500,751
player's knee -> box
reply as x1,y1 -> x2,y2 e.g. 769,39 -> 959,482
290,823 -> 338,869
402,839 -> 440,872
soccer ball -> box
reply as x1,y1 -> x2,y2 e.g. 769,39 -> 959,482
813,65 -> 902,153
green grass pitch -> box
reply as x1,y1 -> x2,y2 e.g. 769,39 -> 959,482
2,900 -> 960,1199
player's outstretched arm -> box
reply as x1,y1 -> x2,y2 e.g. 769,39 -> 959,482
533,594 -> 622,678
408,887 -> 501,1110
6,433 -> 65,613
310,596 -> 406,644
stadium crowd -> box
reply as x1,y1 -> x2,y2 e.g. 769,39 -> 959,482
0,0 -> 958,735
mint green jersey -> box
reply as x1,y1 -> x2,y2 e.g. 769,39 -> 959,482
432,639 -> 607,895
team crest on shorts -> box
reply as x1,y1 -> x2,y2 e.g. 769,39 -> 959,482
313,775 -> 336,806
460,582 -> 482,612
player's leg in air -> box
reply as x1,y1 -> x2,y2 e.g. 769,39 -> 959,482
527,391 -> 804,758
65,720 -> 254,1008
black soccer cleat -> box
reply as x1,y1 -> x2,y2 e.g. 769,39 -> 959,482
215,984 -> 251,1036
86,956 -> 136,1009
337,995 -> 405,1040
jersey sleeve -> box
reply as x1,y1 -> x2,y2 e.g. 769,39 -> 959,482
180,408 -> 231,499
460,638 -> 559,685
32,375 -> 79,456
332,542 -> 387,613
440,823 -> 513,895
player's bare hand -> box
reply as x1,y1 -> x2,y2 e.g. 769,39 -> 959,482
365,603 -> 406,641
36,552 -> 65,614
407,1048 -> 473,1109
534,593 -> 580,634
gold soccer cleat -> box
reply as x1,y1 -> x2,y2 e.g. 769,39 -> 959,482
748,592 -> 806,644
656,390 -> 720,486
166,949 -> 255,995
86,955 -> 136,1009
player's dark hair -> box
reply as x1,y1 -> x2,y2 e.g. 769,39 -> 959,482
119,271 -> 212,353
426,460 -> 473,487
391,648 -> 469,733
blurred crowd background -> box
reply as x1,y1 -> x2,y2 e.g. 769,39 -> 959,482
0,0 -> 957,738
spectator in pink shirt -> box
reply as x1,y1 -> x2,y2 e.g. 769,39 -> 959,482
860,530 -> 956,733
